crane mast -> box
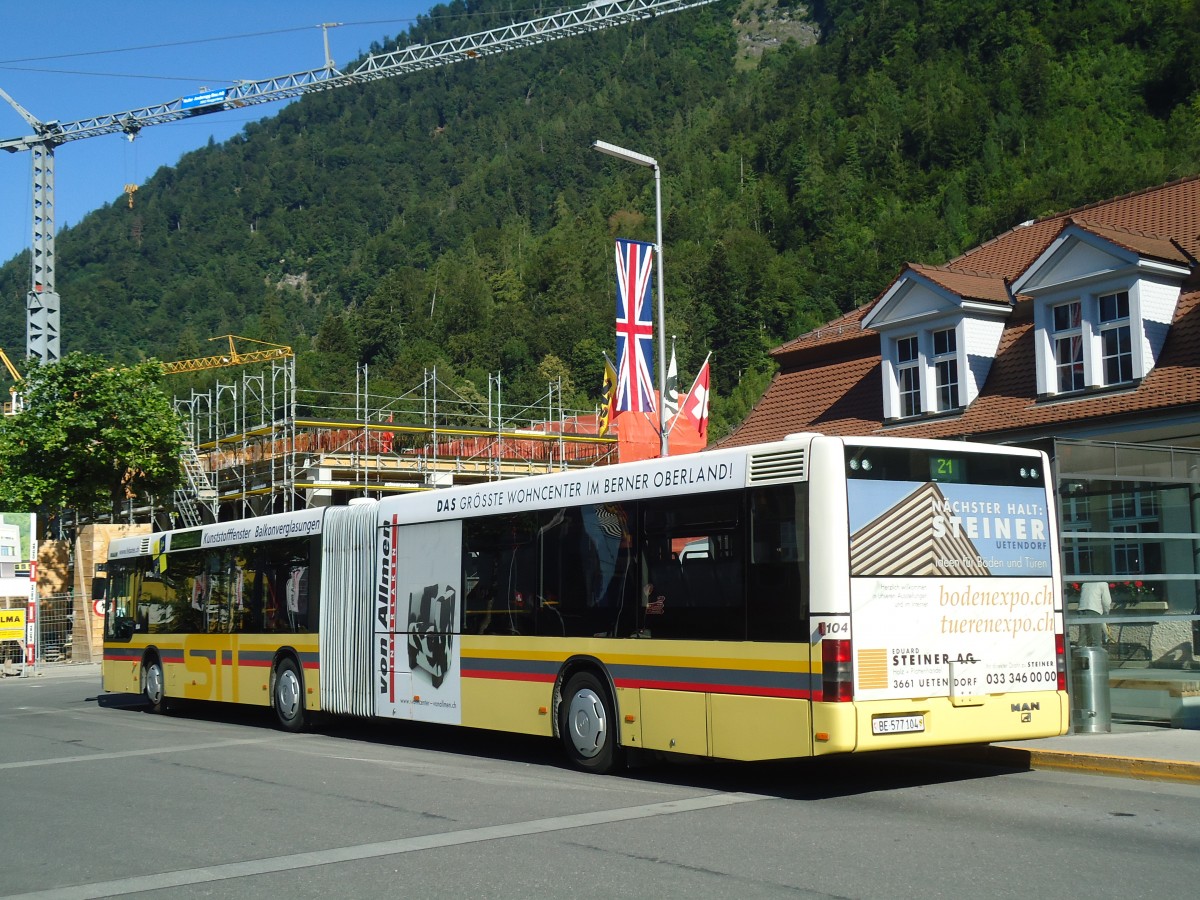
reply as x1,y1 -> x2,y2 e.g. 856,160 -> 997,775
0,0 -> 719,365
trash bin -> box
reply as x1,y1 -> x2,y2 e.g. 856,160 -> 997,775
1069,645 -> 1111,733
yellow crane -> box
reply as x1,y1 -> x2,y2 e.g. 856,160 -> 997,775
0,347 -> 23,415
161,335 -> 292,374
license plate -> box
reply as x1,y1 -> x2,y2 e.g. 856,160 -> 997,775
871,715 -> 925,735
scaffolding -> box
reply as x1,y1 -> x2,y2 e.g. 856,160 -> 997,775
172,360 -> 616,523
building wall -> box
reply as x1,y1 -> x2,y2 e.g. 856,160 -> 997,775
72,524 -> 150,662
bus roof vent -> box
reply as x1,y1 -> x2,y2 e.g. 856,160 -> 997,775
748,447 -> 807,484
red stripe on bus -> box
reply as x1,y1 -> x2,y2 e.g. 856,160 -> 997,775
461,668 -> 556,683
461,669 -> 809,698
614,677 -> 812,699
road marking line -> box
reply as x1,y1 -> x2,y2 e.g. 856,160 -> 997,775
0,737 -> 276,769
3,793 -> 767,900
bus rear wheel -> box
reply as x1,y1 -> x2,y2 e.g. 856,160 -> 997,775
273,658 -> 307,732
559,671 -> 621,774
142,658 -> 167,714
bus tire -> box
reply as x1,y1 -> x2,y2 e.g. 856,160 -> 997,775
559,671 -> 621,774
142,657 -> 167,714
273,658 -> 307,732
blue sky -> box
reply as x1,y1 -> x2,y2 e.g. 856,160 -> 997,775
0,2 -> 446,266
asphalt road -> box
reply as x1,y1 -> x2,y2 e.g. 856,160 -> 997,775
2,668 -> 1199,900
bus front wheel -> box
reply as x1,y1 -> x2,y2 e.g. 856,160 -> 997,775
273,658 -> 307,732
142,658 -> 167,714
559,671 -> 621,774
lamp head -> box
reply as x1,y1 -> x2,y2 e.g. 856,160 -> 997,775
592,139 -> 657,169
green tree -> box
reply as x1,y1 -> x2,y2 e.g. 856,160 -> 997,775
0,354 -> 186,521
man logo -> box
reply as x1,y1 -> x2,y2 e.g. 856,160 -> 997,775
1011,701 -> 1040,713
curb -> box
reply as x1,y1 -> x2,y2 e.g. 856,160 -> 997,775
1024,748 -> 1200,784
953,744 -> 1200,785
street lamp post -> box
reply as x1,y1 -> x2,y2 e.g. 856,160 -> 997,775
592,139 -> 669,457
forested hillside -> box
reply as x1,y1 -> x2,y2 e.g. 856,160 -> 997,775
2,0 -> 1199,437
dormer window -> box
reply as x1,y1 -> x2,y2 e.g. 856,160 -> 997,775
1098,290 -> 1132,385
897,336 -> 921,416
881,324 -> 968,420
1052,300 -> 1084,392
932,327 -> 959,411
1037,288 -> 1146,397
1014,221 -> 1189,399
863,264 -> 1010,421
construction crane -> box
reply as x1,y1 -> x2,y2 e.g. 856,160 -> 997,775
161,334 -> 292,375
0,346 -> 22,414
0,0 -> 719,366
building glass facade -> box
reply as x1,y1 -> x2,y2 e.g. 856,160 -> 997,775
1055,439 -> 1200,728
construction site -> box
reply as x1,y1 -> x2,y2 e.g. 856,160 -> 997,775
166,336 -> 624,528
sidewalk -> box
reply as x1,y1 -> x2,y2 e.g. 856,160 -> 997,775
2,661 -> 102,680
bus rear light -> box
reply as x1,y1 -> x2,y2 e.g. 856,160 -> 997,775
1055,632 -> 1067,693
822,638 -> 853,702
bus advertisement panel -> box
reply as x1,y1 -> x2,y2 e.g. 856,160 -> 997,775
375,517 -> 462,723
846,450 -> 1060,704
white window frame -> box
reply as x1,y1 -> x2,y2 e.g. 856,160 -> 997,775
1035,282 -> 1146,397
883,323 -> 965,420
895,335 -> 921,418
931,326 -> 959,412
1098,290 -> 1133,386
1051,299 -> 1085,393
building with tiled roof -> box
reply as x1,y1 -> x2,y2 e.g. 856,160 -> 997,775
728,175 -> 1200,729
727,175 -> 1200,449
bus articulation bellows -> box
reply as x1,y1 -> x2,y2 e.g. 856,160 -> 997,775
102,433 -> 1068,772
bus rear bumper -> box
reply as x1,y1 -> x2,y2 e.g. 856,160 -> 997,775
812,691 -> 1069,756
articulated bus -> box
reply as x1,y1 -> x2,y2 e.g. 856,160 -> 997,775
102,433 -> 1068,772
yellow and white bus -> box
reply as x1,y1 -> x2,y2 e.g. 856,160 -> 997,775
103,433 -> 1068,772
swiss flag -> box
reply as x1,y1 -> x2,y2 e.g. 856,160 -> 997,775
676,358 -> 710,440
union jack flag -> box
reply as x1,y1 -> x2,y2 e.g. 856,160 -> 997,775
614,238 -> 656,412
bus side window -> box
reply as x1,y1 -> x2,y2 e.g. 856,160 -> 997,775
642,491 -> 745,641
541,503 -> 637,638
135,559 -> 169,634
463,514 -> 537,635
252,538 -> 310,634
747,484 -> 807,641
145,554 -> 201,634
206,551 -> 230,634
